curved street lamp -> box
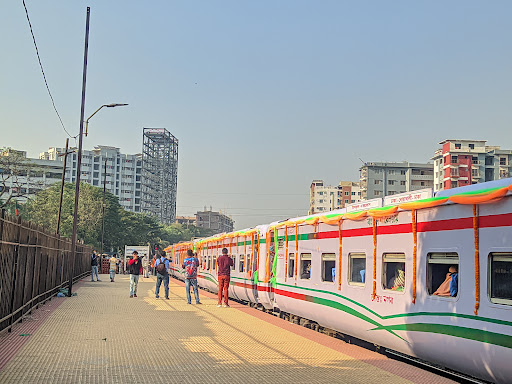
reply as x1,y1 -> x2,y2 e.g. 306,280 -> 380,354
85,103 -> 128,137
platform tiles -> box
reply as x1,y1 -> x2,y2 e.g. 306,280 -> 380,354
0,275 -> 456,384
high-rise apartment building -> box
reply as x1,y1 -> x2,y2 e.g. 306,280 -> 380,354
432,139 -> 512,192
309,180 -> 361,214
40,146 -> 142,212
359,162 -> 434,200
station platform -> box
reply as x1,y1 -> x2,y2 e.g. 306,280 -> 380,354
0,274 -> 456,384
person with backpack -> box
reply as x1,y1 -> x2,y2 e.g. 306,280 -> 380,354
182,249 -> 201,305
91,251 -> 101,282
128,251 -> 143,298
155,250 -> 170,299
217,248 -> 233,307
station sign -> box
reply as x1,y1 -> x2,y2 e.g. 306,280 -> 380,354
346,198 -> 382,212
383,188 -> 433,206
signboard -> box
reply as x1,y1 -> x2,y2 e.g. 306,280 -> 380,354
124,245 -> 150,266
384,188 -> 433,206
144,128 -> 166,134
346,198 -> 382,212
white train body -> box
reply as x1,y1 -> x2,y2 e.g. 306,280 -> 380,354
169,180 -> 512,383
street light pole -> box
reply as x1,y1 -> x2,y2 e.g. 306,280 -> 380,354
68,6 -> 90,297
57,138 -> 73,235
100,158 -> 107,256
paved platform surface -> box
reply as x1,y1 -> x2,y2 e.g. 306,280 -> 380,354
0,274 -> 456,384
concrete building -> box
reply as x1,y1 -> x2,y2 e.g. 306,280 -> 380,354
309,180 -> 361,214
195,209 -> 234,234
1,149 -> 64,203
432,139 -> 512,192
176,216 -> 196,226
359,162 -> 434,200
40,146 -> 143,213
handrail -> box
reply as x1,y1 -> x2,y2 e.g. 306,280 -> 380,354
0,271 -> 91,332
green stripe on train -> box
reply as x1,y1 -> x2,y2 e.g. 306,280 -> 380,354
371,323 -> 512,349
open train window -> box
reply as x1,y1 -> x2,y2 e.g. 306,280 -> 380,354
288,253 -> 295,278
300,253 -> 311,280
231,256 -> 236,270
239,255 -> 245,272
321,253 -> 336,282
207,256 -> 211,270
427,253 -> 459,297
212,256 -> 216,271
489,253 -> 512,305
349,253 -> 366,286
383,253 -> 406,292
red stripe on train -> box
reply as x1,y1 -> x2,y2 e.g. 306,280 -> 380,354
307,213 -> 512,239
274,288 -> 307,301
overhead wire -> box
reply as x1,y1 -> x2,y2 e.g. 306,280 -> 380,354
22,0 -> 74,140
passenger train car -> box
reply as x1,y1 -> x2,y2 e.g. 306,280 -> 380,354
166,179 -> 512,383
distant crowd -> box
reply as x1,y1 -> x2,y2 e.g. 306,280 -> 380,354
89,247 -> 234,307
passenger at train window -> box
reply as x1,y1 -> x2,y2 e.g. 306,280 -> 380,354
427,253 -> 459,297
382,254 -> 406,291
300,254 -> 312,280
433,266 -> 458,297
387,268 -> 405,291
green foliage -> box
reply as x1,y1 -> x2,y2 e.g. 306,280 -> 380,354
21,182 -> 215,253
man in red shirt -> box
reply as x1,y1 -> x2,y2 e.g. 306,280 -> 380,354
217,248 -> 233,307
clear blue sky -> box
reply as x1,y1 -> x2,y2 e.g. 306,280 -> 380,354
1,1 -> 511,229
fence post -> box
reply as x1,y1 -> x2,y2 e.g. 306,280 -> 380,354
8,216 -> 22,332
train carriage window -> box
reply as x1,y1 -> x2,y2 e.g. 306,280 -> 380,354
288,253 -> 295,278
300,253 -> 312,280
212,256 -> 216,271
239,255 -> 245,272
207,256 -> 211,270
321,253 -> 336,282
489,253 -> 512,305
383,253 -> 406,292
349,253 -> 366,286
231,255 -> 236,270
427,253 -> 459,297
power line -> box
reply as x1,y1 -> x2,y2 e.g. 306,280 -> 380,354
22,0 -> 74,139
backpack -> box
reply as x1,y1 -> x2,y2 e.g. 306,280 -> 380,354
185,258 -> 198,279
156,258 -> 167,274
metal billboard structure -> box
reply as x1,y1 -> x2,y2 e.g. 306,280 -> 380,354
141,128 -> 178,224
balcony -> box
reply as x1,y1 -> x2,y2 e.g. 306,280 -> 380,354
409,174 -> 433,180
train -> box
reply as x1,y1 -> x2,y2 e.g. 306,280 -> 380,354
165,178 -> 512,384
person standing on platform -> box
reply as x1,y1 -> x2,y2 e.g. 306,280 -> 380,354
128,251 -> 143,298
155,251 -> 170,299
91,251 -> 101,282
109,253 -> 118,282
217,248 -> 233,308
150,256 -> 156,276
182,249 -> 201,304
142,256 -> 150,278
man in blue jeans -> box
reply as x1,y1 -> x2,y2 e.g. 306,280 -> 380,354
91,251 -> 101,282
182,250 -> 201,304
155,251 -> 170,299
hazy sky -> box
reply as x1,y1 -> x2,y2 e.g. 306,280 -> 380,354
1,1 -> 511,229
